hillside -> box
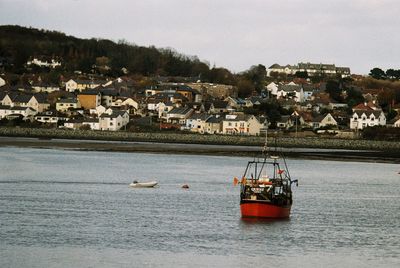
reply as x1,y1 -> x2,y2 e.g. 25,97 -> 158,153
0,25 -> 211,78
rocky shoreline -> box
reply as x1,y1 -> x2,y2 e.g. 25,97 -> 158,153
0,127 -> 399,163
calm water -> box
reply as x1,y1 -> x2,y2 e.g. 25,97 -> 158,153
0,147 -> 399,267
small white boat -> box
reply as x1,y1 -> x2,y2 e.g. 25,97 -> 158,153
129,180 -> 158,188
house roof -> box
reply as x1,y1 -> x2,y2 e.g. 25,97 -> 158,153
13,94 -> 32,103
168,106 -> 192,115
188,113 -> 210,120
206,114 -> 224,123
353,110 -> 383,118
212,100 -> 229,109
278,84 -> 302,92
58,98 -> 78,104
269,63 -> 282,69
352,102 -> 380,111
78,90 -> 100,96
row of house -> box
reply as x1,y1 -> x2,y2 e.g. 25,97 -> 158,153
267,62 -> 351,78
1,74 -> 399,134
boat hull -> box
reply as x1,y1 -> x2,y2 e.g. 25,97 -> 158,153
129,181 -> 158,188
240,201 -> 291,218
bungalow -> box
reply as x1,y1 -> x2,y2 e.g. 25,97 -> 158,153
350,110 -> 386,130
310,113 -> 338,129
0,105 -> 37,120
35,110 -> 67,124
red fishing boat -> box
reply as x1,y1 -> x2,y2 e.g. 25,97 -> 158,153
234,139 -> 298,219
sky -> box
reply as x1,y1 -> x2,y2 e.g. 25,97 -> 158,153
1,0 -> 399,74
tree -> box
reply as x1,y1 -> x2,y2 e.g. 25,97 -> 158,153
386,69 -> 397,80
242,64 -> 267,92
237,79 -> 255,98
346,87 -> 364,107
325,80 -> 342,102
369,67 -> 386,80
295,71 -> 308,79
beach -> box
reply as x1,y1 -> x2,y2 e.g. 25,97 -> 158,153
0,136 -> 399,163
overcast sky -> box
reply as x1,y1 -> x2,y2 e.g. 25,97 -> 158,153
1,0 -> 399,74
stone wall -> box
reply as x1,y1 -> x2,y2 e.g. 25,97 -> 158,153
0,127 -> 399,152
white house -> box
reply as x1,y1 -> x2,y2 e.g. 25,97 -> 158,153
350,110 -> 386,130
266,82 -> 279,96
99,110 -> 129,131
65,79 -> 78,92
221,114 -> 265,136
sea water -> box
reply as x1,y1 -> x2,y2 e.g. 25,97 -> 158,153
0,147 -> 399,267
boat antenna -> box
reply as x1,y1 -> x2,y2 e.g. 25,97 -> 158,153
262,120 -> 268,158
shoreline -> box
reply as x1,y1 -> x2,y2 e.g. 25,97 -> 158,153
1,136 -> 399,164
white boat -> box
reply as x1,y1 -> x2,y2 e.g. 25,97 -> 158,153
129,181 -> 158,188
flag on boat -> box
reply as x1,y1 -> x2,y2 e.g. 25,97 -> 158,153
278,169 -> 285,174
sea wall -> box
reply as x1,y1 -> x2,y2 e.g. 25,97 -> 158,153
0,127 -> 399,152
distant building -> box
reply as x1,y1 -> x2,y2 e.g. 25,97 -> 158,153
267,62 -> 351,78
26,56 -> 61,68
